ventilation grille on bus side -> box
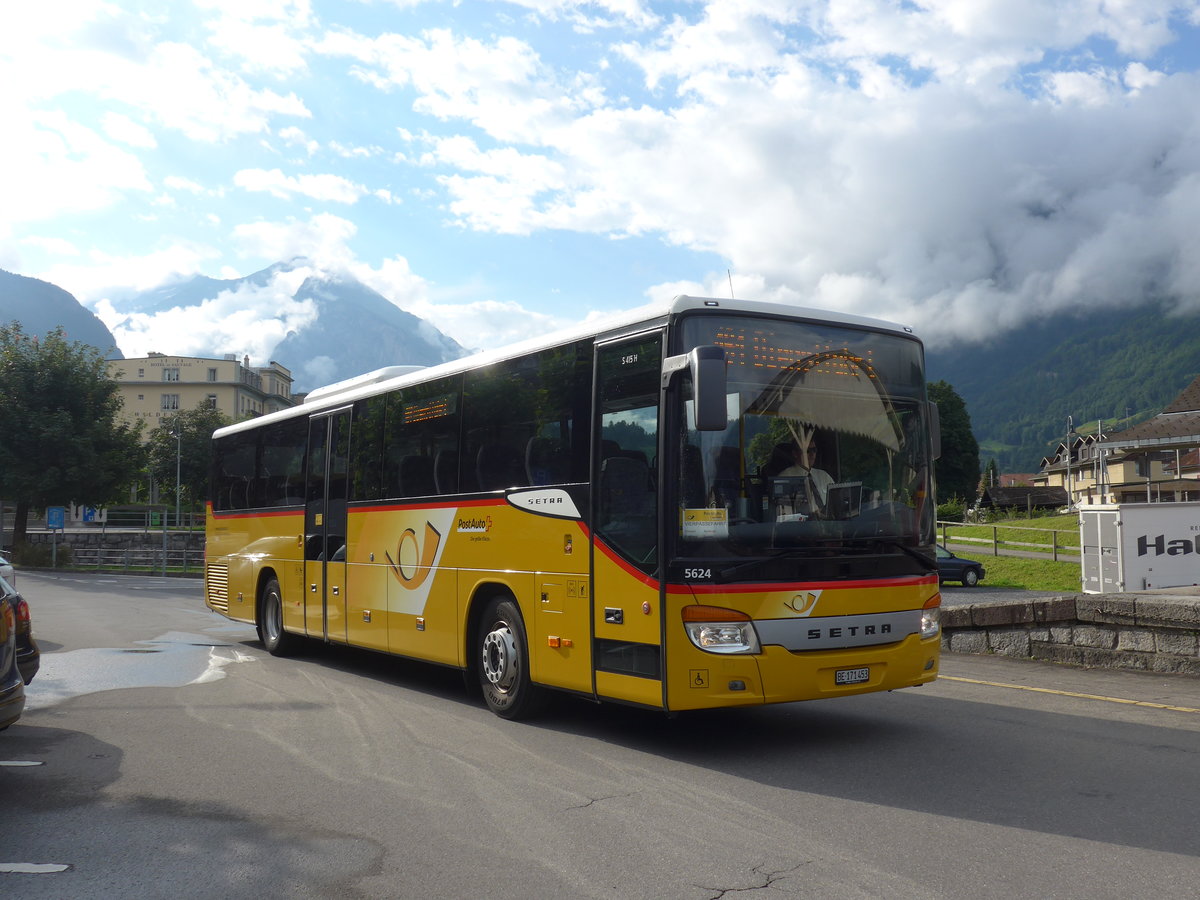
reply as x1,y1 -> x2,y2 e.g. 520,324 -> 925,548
206,564 -> 230,613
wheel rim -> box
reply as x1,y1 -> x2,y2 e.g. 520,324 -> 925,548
264,591 -> 281,641
481,623 -> 518,692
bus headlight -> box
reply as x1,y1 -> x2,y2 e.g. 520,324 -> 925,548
682,605 -> 761,654
920,596 -> 941,639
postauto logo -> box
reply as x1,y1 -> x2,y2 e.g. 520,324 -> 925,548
456,515 -> 493,533
388,522 -> 442,590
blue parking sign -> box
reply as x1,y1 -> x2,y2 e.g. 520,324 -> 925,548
47,506 -> 66,530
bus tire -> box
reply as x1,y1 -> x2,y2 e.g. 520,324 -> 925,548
259,576 -> 297,657
477,595 -> 544,720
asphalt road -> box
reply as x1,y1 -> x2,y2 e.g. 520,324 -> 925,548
4,571 -> 1200,898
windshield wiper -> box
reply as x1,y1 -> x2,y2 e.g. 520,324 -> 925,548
859,538 -> 936,573
714,549 -> 796,583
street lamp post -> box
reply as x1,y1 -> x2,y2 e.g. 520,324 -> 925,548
1065,415 -> 1076,511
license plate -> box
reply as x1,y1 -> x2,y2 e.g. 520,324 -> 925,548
835,667 -> 870,685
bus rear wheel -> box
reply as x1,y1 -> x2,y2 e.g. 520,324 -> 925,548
477,596 -> 543,720
259,576 -> 297,657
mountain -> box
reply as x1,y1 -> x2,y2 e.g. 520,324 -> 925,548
0,269 -> 123,358
273,268 -> 466,390
926,301 -> 1200,472
108,261 -> 466,391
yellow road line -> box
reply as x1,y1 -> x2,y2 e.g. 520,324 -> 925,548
940,675 -> 1200,714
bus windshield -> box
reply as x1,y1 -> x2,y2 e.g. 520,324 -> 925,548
672,315 -> 935,579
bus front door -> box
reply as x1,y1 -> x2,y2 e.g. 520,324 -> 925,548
591,334 -> 665,708
305,408 -> 350,643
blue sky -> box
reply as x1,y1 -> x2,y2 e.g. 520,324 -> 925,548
4,1 -> 1200,360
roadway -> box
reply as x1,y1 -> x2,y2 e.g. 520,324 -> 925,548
4,571 -> 1200,898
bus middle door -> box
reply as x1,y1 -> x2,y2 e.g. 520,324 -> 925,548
305,408 -> 350,644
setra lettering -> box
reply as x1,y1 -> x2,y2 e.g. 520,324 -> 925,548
807,623 -> 891,641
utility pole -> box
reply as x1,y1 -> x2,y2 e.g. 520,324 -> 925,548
1065,416 -> 1075,511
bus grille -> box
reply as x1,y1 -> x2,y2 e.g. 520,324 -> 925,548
206,564 -> 230,613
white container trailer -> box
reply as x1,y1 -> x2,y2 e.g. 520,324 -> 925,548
1080,502 -> 1200,594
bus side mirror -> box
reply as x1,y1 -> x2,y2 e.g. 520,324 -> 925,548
662,345 -> 727,431
928,401 -> 942,460
691,345 -> 727,431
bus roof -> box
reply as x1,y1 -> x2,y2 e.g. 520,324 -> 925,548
213,295 -> 918,438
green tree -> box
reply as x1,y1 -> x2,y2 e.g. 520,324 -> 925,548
0,323 -> 146,545
928,380 -> 980,505
984,458 -> 1000,488
147,403 -> 233,518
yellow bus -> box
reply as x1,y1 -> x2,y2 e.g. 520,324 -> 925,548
205,295 -> 942,719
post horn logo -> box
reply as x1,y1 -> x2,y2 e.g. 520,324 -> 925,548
386,521 -> 442,590
784,591 -> 820,616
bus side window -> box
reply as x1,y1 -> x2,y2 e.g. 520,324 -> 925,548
476,442 -> 526,491
399,455 -> 436,497
434,449 -> 458,494
526,436 -> 570,485
213,431 -> 256,511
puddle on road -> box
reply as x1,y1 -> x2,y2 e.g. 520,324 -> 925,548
25,626 -> 260,711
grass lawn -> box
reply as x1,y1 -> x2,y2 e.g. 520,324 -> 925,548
939,513 -> 1082,592
945,552 -> 1081,593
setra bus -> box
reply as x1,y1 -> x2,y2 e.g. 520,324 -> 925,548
205,295 -> 942,719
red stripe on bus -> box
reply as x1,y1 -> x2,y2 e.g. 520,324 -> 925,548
209,508 -> 302,520
673,575 -> 938,594
349,498 -> 503,514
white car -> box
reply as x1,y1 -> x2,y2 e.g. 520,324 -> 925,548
0,554 -> 13,587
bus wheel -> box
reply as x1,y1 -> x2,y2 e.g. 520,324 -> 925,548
478,596 -> 543,720
259,576 -> 297,657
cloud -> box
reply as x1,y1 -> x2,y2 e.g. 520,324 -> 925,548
102,112 -> 158,148
39,244 -> 225,305
20,236 -> 82,258
198,0 -> 314,75
499,0 -> 660,30
234,167 -> 370,203
318,27 -> 600,143
9,0 -> 1200,365
404,296 -> 573,353
164,175 -> 210,194
0,110 -> 153,232
94,268 -> 321,362
230,212 -> 360,264
334,0 -> 1200,349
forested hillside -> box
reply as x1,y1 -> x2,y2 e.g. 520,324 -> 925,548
926,302 -> 1200,472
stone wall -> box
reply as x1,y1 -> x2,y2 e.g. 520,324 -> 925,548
942,589 -> 1200,676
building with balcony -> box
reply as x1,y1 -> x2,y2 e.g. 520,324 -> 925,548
1032,376 -> 1200,508
108,353 -> 295,429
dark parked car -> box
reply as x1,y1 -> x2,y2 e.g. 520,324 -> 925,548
0,575 -> 38,684
936,544 -> 986,587
0,589 -> 24,730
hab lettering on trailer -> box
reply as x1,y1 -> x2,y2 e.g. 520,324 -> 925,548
1137,533 -> 1200,556
386,508 -> 456,615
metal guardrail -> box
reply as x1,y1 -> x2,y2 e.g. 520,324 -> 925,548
67,547 -> 204,575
